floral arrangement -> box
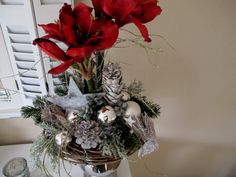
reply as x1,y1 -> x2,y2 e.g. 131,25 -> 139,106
21,0 -> 162,170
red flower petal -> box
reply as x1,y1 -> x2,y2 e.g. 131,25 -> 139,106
60,3 -> 73,14
59,4 -> 77,46
73,2 -> 93,15
73,3 -> 94,34
48,59 -> 74,74
132,0 -> 162,23
92,0 -> 103,17
39,23 -> 61,38
33,38 -> 68,61
131,17 -> 151,42
134,0 -> 157,4
93,20 -> 119,50
66,46 -> 95,61
101,0 -> 136,26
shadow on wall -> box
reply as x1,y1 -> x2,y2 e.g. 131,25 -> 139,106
129,138 -> 236,177
0,118 -> 41,145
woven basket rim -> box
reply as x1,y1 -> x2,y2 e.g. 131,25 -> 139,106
60,141 -> 140,165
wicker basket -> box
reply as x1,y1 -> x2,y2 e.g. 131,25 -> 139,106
61,141 -> 140,165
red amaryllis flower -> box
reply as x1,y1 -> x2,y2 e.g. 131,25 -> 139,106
59,3 -> 77,46
73,3 -> 119,51
39,4 -> 77,46
91,0 -> 111,19
35,3 -> 119,75
39,23 -> 61,40
66,20 -> 118,59
73,3 -> 94,35
33,38 -> 92,74
96,0 -> 162,42
85,20 -> 119,50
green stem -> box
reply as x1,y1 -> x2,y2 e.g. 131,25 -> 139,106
86,78 -> 95,93
95,51 -> 105,89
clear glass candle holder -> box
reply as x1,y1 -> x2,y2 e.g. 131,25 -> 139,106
2,157 -> 30,177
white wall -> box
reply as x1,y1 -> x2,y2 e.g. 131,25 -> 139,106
106,0 -> 236,176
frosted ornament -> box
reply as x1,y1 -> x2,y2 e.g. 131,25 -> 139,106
67,110 -> 79,122
125,101 -> 141,117
121,91 -> 130,101
55,131 -> 72,146
98,106 -> 117,123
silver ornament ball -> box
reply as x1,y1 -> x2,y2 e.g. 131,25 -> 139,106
55,131 -> 72,146
98,106 -> 116,123
125,101 -> 141,117
67,110 -> 79,122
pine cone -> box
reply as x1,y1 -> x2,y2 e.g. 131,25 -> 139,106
41,105 -> 67,126
74,120 -> 102,149
102,62 -> 123,105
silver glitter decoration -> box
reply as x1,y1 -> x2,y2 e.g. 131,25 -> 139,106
47,77 -> 88,111
137,114 -> 158,158
138,137 -> 159,158
124,113 -> 158,157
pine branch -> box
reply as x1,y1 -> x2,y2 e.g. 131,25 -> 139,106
33,96 -> 47,109
132,95 -> 161,118
54,85 -> 68,96
127,80 -> 144,95
100,127 -> 126,158
30,133 -> 59,170
21,97 -> 49,125
21,106 -> 42,124
125,133 -> 142,153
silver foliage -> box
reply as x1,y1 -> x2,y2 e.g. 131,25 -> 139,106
124,113 -> 158,157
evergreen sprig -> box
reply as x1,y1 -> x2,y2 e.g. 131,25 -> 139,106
21,96 -> 47,124
21,106 -> 42,124
99,127 -> 126,158
127,80 -> 144,95
125,133 -> 142,153
54,73 -> 70,96
132,95 -> 161,118
30,133 -> 59,170
54,86 -> 68,96
127,80 -> 160,118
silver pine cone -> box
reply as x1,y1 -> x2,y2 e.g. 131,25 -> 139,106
102,62 -> 123,105
74,120 -> 102,149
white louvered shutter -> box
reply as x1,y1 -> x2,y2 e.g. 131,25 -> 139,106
0,0 -> 48,106
0,24 -> 23,118
32,0 -> 73,95
0,0 -> 74,107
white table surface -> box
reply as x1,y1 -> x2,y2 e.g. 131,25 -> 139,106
0,144 -> 132,177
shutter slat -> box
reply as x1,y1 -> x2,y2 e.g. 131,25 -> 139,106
1,0 -> 24,5
7,25 -> 29,34
9,34 -> 31,44
40,0 -> 68,5
16,61 -> 36,70
14,53 -> 34,62
22,85 -> 42,93
18,69 -> 38,78
21,78 -> 40,86
12,43 -> 33,53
